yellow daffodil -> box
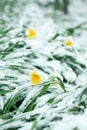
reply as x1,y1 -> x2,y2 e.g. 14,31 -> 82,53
27,28 -> 37,38
31,70 -> 42,85
64,39 -> 73,46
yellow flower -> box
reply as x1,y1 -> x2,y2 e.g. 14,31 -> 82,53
31,70 -> 42,85
27,28 -> 37,38
64,39 -> 73,47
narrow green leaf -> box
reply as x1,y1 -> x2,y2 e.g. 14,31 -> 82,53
31,120 -> 38,130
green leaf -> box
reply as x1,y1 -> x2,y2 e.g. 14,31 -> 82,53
57,77 -> 66,92
31,120 -> 38,130
48,33 -> 60,42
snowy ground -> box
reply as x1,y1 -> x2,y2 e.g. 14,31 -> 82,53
0,0 -> 87,130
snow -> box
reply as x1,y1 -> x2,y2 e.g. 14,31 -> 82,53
0,0 -> 87,130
